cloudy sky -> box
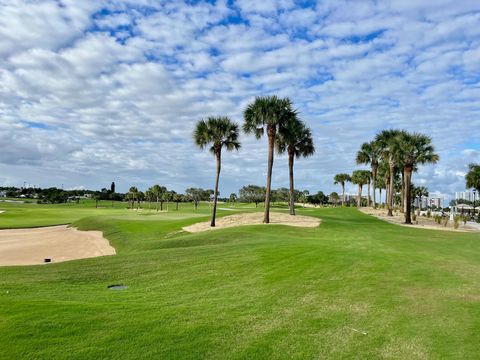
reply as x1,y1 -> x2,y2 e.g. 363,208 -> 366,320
1,0 -> 479,199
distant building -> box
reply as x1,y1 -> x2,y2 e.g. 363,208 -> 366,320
0,191 -> 6,198
429,196 -> 443,209
455,191 -> 475,202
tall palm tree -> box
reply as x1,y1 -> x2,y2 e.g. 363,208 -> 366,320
351,170 -> 370,207
334,173 -> 352,206
243,96 -> 293,223
398,132 -> 439,224
276,116 -> 315,215
375,129 -> 403,216
356,141 -> 380,208
194,116 -> 240,227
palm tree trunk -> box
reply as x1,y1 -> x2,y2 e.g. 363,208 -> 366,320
156,196 -> 159,211
357,185 -> 362,207
342,183 -> 345,206
417,196 -> 421,218
367,179 -> 371,207
404,166 -> 413,224
288,150 -> 295,216
264,126 -> 275,224
388,162 -> 395,216
400,171 -> 405,213
371,167 -> 377,208
211,151 -> 221,227
379,188 -> 382,207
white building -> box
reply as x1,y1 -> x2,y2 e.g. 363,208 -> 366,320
455,191 -> 475,202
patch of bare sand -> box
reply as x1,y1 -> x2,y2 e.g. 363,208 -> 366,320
359,208 -> 478,232
0,225 -> 116,266
183,212 -> 321,233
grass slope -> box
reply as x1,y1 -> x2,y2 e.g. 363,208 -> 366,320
0,203 -> 479,359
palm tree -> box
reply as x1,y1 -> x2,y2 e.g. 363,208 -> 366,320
466,163 -> 480,192
351,170 -> 370,207
375,129 -> 403,216
398,132 -> 439,224
194,116 -> 240,227
276,116 -> 315,215
356,141 -> 380,208
334,173 -> 351,206
243,95 -> 293,223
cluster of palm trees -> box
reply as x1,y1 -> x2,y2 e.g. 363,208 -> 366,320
334,129 -> 439,224
194,95 -> 315,227
127,185 -> 183,211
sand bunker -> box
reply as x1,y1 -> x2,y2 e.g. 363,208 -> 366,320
183,212 -> 321,233
0,225 -> 115,266
360,208 -> 479,232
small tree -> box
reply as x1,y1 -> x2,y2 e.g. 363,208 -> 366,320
351,170 -> 370,207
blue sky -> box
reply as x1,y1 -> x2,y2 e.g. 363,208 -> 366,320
0,0 -> 479,200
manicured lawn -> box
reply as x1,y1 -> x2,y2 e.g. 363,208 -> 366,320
0,203 -> 479,359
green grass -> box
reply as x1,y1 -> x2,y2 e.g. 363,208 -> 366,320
0,202 -> 479,359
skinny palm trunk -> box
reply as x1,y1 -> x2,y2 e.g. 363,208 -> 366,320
264,127 -> 275,224
379,188 -> 382,207
367,179 -> 371,207
404,166 -> 413,224
400,171 -> 405,213
372,167 -> 377,208
211,151 -> 221,227
156,197 -> 159,211
417,196 -> 421,218
357,185 -> 362,207
388,162 -> 395,216
288,150 -> 295,216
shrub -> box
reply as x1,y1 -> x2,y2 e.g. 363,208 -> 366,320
443,217 -> 449,227
453,216 -> 460,229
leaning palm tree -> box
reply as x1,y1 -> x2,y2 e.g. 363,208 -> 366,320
334,173 -> 351,206
375,129 -> 403,216
244,96 -> 294,223
398,132 -> 439,224
194,116 -> 240,227
351,170 -> 371,207
356,141 -> 380,208
276,116 -> 315,215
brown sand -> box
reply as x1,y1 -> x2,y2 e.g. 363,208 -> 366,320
359,208 -> 479,232
0,225 -> 116,266
183,212 -> 321,233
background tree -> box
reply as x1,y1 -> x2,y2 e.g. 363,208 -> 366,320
194,116 -> 240,227
128,186 -> 138,210
466,163 -> 480,221
239,185 -> 266,208
329,192 -> 340,206
334,173 -> 351,206
151,185 -> 166,211
299,190 -> 310,207
414,186 -> 429,217
356,141 -> 380,208
185,188 -> 211,210
172,193 -> 183,211
229,193 -> 237,207
352,170 -> 370,207
244,95 -> 294,223
276,117 -> 315,215
398,132 -> 439,224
